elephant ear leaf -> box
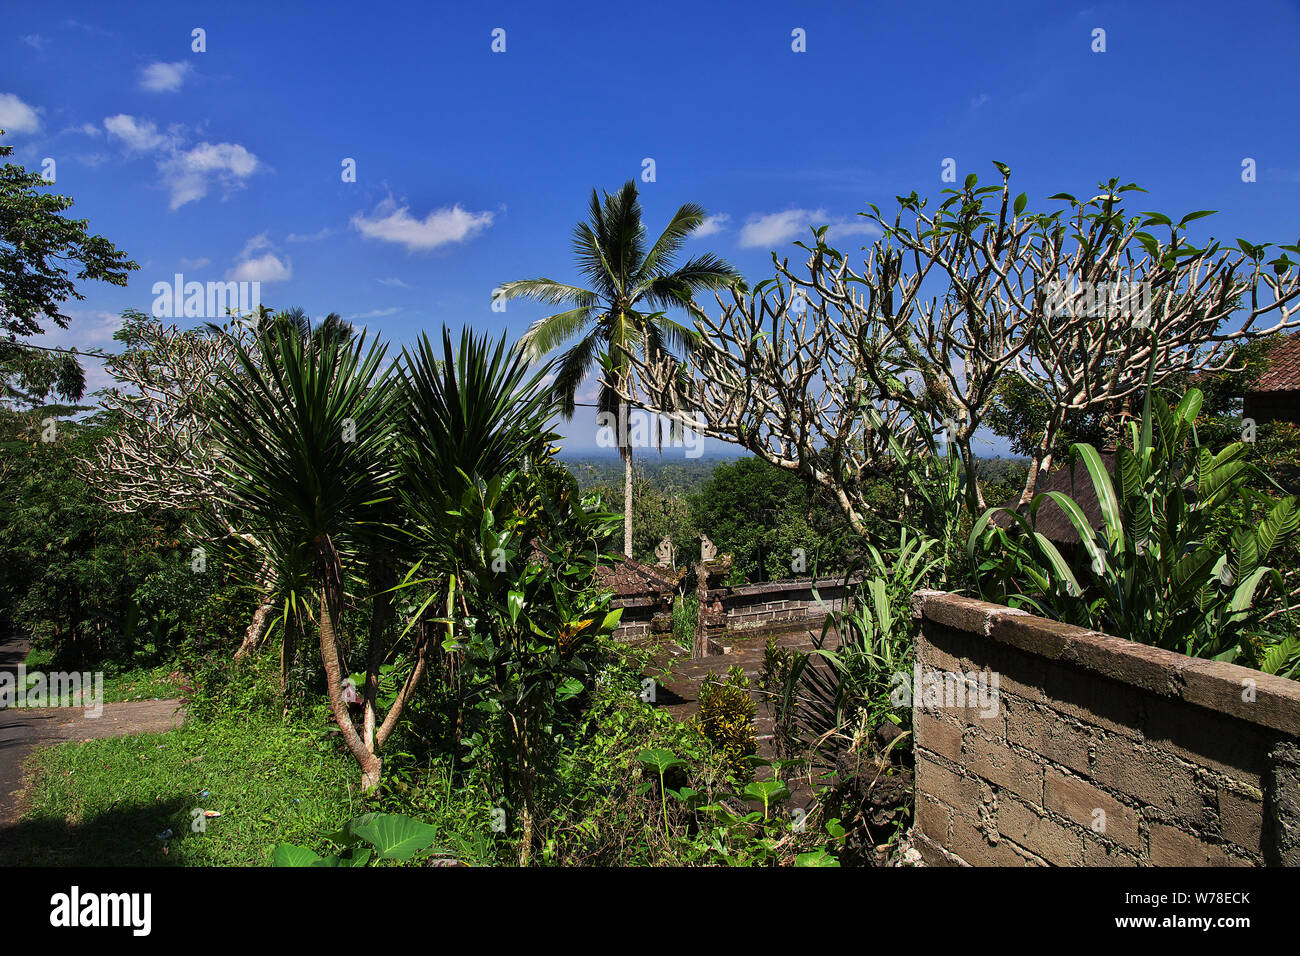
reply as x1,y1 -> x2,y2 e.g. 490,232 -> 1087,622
795,848 -> 841,867
346,812 -> 441,861
271,843 -> 326,867
638,748 -> 686,775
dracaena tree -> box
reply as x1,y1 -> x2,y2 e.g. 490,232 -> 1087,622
495,180 -> 741,556
207,322 -> 402,789
395,327 -> 623,864
90,309 -> 359,663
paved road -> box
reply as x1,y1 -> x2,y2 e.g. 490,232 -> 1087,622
0,637 -> 184,826
0,636 -> 33,824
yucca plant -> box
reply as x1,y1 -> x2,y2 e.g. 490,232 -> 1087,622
207,321 -> 401,788
969,382 -> 1300,669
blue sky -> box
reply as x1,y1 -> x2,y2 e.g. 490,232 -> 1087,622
4,0 -> 1299,456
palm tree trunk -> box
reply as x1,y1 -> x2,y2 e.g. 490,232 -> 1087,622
621,418 -> 634,557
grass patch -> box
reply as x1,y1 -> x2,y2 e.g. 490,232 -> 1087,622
100,663 -> 188,704
21,648 -> 189,704
4,710 -> 357,866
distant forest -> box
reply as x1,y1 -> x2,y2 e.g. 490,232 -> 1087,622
558,452 -> 1031,583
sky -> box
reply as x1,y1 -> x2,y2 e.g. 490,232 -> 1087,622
4,0 -> 1299,458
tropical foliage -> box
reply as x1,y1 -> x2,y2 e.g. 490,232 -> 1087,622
970,384 -> 1300,672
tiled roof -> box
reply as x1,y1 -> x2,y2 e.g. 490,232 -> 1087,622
595,558 -> 679,597
1255,332 -> 1300,391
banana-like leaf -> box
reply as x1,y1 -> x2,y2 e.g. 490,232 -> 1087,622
1261,636 -> 1300,675
1069,444 -> 1125,553
1029,530 -> 1083,597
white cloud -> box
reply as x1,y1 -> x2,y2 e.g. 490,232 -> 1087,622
41,309 -> 121,349
287,227 -> 333,242
32,309 -> 122,398
227,234 -> 290,283
22,35 -> 45,51
159,141 -> 260,209
376,277 -> 410,288
351,199 -> 494,252
740,209 -> 826,248
180,256 -> 212,269
825,220 -> 883,243
227,253 -> 291,283
237,233 -> 272,259
103,114 -> 260,208
739,208 -> 881,248
140,61 -> 192,93
0,93 -> 42,135
345,307 -> 401,321
970,92 -> 990,110
694,214 -> 731,238
104,113 -> 171,151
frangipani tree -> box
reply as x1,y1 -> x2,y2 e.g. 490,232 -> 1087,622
90,312 -> 277,657
620,164 -> 1300,535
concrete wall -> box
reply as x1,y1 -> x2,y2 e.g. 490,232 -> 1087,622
911,591 -> 1300,867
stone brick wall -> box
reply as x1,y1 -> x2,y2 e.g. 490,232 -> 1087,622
597,559 -> 681,644
911,591 -> 1300,867
609,594 -> 669,643
698,576 -> 856,651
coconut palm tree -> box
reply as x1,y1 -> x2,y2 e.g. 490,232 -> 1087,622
496,180 -> 741,556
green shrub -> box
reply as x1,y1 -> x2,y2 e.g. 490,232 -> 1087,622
695,665 -> 757,781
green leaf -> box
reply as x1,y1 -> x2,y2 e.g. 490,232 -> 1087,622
338,847 -> 372,867
1013,193 -> 1027,216
1070,444 -> 1125,553
668,787 -> 703,809
794,849 -> 841,867
638,748 -> 686,775
345,812 -> 440,861
742,779 -> 791,807
270,843 -> 325,867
